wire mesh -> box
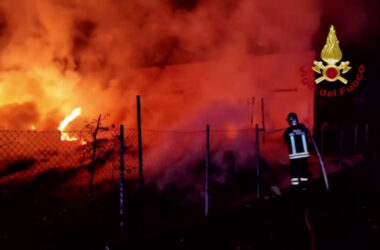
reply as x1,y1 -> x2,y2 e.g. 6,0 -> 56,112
0,128 -> 120,187
0,126 -> 270,243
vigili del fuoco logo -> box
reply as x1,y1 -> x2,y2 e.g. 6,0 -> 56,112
312,25 -> 365,97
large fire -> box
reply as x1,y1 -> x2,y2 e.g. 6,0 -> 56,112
0,0 -> 328,185
0,0 -> 323,131
58,107 -> 81,142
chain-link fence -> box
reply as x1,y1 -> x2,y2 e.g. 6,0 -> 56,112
0,127 -> 122,248
1,121 -> 374,247
0,129 -> 120,185
0,126 -> 265,244
120,127 -> 267,235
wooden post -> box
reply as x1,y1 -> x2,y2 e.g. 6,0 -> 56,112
119,125 -> 125,233
256,124 -> 260,199
137,95 -> 144,190
205,124 -> 210,217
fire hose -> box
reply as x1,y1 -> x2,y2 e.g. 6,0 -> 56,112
306,133 -> 329,250
260,128 -> 328,250
263,128 -> 330,191
309,132 -> 330,191
305,208 -> 316,250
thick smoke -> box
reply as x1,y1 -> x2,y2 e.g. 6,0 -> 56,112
0,102 -> 39,129
319,0 -> 379,49
1,0 -> 320,129
0,0 -> 324,189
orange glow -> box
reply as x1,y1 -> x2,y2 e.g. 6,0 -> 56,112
226,123 -> 238,140
0,0 -> 318,185
58,107 -> 81,142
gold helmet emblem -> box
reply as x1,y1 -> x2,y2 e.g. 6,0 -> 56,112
312,25 -> 351,84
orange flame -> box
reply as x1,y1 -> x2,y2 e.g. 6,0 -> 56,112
58,107 -> 81,141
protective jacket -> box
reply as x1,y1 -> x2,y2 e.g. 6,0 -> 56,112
283,123 -> 310,160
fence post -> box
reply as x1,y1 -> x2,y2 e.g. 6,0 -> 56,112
256,124 -> 260,199
137,95 -> 144,191
136,95 -> 144,231
89,114 -> 101,204
119,125 -> 125,234
261,98 -> 265,144
205,124 -> 210,217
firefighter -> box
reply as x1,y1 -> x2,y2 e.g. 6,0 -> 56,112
283,112 -> 311,190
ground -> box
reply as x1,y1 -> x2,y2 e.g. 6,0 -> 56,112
1,158 -> 379,250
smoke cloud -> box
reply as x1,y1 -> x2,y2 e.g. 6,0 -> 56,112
1,0 -> 321,129
0,0 -> 326,188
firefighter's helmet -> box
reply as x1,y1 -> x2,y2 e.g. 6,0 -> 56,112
287,112 -> 298,125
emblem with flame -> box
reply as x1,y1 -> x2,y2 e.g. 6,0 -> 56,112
312,25 -> 351,84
